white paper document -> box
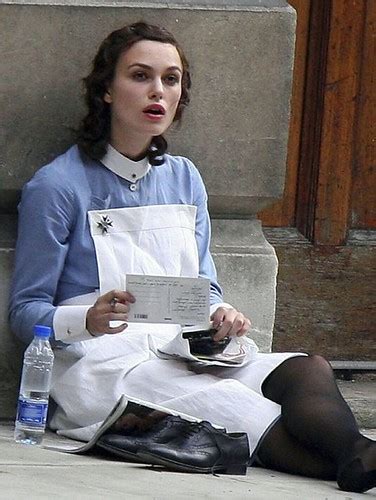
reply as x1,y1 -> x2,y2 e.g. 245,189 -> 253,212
125,274 -> 210,326
156,330 -> 259,367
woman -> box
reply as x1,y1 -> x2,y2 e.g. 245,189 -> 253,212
9,22 -> 375,492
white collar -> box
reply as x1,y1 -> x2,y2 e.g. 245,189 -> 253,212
101,144 -> 151,182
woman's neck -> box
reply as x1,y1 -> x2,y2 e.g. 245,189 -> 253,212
110,127 -> 152,161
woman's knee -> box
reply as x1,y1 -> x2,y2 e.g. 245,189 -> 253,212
262,354 -> 334,402
304,354 -> 334,377
280,354 -> 332,375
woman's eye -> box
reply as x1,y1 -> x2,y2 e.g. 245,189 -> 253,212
165,74 -> 180,86
132,72 -> 148,81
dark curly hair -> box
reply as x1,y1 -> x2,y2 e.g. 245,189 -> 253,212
77,22 -> 191,165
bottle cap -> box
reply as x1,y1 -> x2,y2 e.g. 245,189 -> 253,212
33,325 -> 52,338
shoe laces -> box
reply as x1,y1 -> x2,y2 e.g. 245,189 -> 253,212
180,422 -> 203,438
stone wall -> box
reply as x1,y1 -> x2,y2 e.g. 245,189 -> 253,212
0,0 -> 295,417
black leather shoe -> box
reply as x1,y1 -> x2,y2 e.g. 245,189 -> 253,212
137,421 -> 249,475
96,415 -> 188,462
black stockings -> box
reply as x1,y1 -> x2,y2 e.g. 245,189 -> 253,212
257,355 -> 376,491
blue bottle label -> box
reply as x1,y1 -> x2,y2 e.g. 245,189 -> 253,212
17,399 -> 48,426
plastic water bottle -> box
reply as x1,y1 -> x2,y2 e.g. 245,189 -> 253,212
14,325 -> 54,445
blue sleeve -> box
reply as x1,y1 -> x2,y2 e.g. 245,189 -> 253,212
188,162 -> 223,305
8,171 -> 75,344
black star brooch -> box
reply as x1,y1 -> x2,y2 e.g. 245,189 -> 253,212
97,215 -> 113,235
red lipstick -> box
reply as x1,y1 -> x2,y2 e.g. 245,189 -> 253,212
143,104 -> 166,120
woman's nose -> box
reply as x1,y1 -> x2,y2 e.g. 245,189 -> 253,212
149,78 -> 164,100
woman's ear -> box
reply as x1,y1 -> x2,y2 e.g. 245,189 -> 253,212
104,89 -> 112,104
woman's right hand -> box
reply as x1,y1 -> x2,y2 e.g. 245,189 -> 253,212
86,289 -> 135,336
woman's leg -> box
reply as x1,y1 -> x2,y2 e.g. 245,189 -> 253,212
260,355 -> 376,492
193,353 -> 336,479
257,419 -> 336,479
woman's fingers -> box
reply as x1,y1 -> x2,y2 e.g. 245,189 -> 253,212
87,312 -> 128,336
86,289 -> 135,336
211,307 -> 251,340
211,308 -> 227,329
108,312 -> 129,322
110,301 -> 130,314
235,316 -> 252,337
213,316 -> 238,340
98,289 -> 135,307
108,322 -> 128,334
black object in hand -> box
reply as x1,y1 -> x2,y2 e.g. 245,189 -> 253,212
182,328 -> 231,355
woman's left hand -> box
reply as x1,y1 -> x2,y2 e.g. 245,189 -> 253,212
210,307 -> 251,341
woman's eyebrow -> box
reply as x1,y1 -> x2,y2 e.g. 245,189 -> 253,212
127,63 -> 182,73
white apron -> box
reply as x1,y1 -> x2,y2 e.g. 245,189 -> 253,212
50,204 -> 303,459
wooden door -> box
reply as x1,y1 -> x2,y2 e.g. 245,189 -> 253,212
258,0 -> 376,360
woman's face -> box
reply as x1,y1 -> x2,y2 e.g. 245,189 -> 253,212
104,40 -> 183,148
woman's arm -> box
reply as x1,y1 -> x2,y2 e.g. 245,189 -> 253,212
8,171 -> 76,344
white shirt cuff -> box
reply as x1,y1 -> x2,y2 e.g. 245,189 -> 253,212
53,305 -> 95,343
209,302 -> 234,317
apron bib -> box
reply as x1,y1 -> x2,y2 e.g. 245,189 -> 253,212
88,204 -> 199,293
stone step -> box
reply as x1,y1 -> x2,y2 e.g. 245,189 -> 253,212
337,379 -> 375,429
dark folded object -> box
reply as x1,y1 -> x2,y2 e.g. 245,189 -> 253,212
182,328 -> 231,356
138,420 -> 249,475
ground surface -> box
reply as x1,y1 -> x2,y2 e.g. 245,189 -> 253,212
0,423 -> 375,499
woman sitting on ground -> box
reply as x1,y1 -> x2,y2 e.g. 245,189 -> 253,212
9,21 -> 375,493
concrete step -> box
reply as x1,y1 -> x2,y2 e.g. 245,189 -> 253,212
337,378 -> 375,429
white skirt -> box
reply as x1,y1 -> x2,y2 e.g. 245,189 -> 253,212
50,328 -> 306,461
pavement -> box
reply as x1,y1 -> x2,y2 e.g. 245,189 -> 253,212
0,378 -> 375,500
